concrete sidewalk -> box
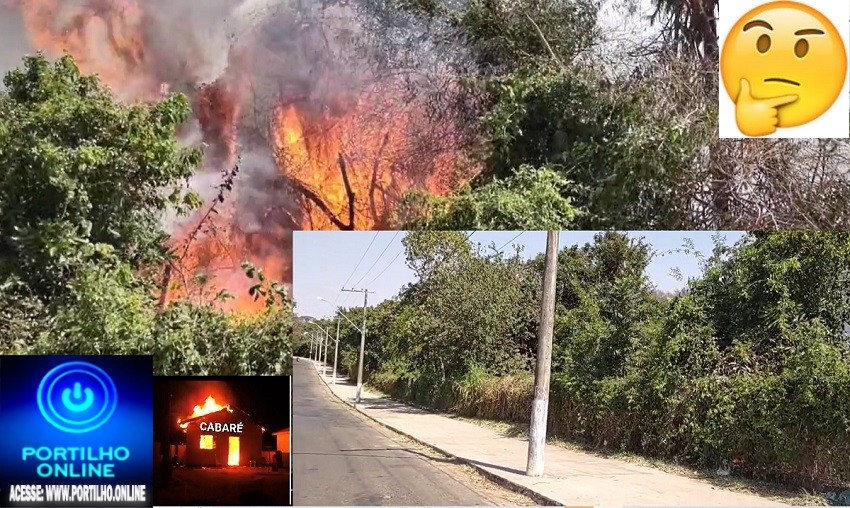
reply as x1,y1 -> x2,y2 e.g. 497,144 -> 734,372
303,358 -> 786,506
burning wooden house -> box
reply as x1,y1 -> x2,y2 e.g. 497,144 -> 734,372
178,395 -> 265,467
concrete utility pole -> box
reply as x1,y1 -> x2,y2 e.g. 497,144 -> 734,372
342,287 -> 371,406
323,326 -> 329,374
311,323 -> 330,375
317,297 -> 363,386
333,316 -> 340,384
309,330 -> 314,359
527,230 -> 559,477
316,330 -> 322,363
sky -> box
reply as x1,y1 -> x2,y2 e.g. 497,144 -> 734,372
292,231 -> 748,318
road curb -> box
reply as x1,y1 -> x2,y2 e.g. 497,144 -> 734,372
303,358 -> 562,507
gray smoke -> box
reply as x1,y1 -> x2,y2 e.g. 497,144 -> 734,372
1,0 -> 470,235
0,2 -> 33,76
0,0 -> 345,286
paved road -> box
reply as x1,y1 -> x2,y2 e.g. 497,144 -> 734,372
292,359 -> 495,506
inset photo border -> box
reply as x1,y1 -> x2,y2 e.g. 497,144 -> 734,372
719,0 -> 850,138
152,376 -> 291,507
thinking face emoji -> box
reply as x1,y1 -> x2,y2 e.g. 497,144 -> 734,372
721,1 -> 847,136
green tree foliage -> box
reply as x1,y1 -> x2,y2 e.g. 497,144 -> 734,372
0,55 -> 293,375
481,68 -> 712,229
376,0 -> 715,229
396,165 -> 580,229
443,0 -> 598,72
0,54 -> 202,298
302,231 -> 850,489
689,232 -> 850,354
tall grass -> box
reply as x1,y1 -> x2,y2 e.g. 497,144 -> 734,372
368,366 -> 850,490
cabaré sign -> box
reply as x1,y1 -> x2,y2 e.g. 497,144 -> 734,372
198,422 -> 243,433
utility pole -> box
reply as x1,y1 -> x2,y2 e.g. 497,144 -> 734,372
333,316 -> 340,385
316,330 -> 322,363
323,326 -> 329,375
317,330 -> 322,363
309,330 -> 314,359
527,230 -> 559,477
342,287 -> 371,405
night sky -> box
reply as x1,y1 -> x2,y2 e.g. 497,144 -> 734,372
154,377 -> 291,442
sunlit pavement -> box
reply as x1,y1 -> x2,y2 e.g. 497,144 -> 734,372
305,358 -> 786,507
292,358 -> 495,506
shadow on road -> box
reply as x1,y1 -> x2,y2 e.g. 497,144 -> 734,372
463,459 -> 528,476
358,397 -> 437,415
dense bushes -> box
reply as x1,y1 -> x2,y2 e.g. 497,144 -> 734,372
2,284 -> 293,376
313,231 -> 850,489
0,55 -> 293,375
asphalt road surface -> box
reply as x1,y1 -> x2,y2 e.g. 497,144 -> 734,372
292,359 -> 499,506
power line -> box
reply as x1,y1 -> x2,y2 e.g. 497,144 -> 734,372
335,232 -> 379,306
352,231 -> 400,288
365,245 -> 405,287
362,230 -> 477,291
497,231 -> 525,252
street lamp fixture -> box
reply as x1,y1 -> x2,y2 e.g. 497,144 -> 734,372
317,297 -> 362,333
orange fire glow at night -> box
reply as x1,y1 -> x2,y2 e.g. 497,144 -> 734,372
191,395 -> 229,419
178,395 -> 231,429
10,0 -> 473,312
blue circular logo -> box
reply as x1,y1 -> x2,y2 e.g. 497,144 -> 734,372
37,361 -> 118,434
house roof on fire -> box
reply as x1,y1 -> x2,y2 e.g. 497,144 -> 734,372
181,406 -> 261,427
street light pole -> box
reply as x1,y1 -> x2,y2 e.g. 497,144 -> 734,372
310,323 -> 330,374
317,297 -> 363,388
342,287 -> 371,406
527,231 -> 559,477
318,329 -> 323,365
317,297 -> 362,332
323,326 -> 329,374
333,316 -> 340,385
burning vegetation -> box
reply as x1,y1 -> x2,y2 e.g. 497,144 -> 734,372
7,0 -> 473,311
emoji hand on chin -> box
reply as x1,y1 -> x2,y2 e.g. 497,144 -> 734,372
735,78 -> 799,137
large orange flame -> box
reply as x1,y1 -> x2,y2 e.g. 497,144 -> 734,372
11,0 -> 473,312
271,81 -> 465,230
178,394 -> 231,429
190,395 -> 228,419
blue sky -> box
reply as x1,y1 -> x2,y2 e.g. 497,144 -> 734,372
293,231 -> 748,318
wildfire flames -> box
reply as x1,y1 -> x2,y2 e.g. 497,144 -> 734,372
8,0 -> 472,312
178,395 -> 231,428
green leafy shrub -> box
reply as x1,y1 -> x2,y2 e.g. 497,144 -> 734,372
0,55 -> 293,375
322,231 -> 850,489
